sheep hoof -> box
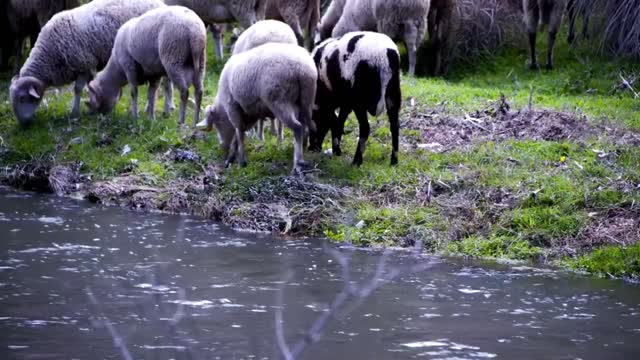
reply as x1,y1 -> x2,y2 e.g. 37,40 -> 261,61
332,146 -> 342,157
529,63 -> 540,71
545,63 -> 554,71
352,155 -> 363,167
239,159 -> 248,168
390,155 -> 398,166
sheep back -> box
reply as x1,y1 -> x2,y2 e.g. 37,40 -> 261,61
165,0 -> 265,28
232,20 -> 297,55
218,43 -> 317,122
313,31 -> 400,117
19,0 -> 165,87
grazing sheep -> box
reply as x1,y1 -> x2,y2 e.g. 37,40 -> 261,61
316,0 -> 346,43
9,0 -> 165,126
326,0 -> 431,76
165,0 -> 267,59
86,6 -> 207,126
197,43 -> 317,175
523,0 -> 567,70
427,0 -> 456,76
310,32 -> 401,166
265,0 -> 321,48
2,0 -> 81,73
231,20 -> 298,143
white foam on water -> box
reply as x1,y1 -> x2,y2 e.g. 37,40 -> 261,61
37,216 -> 64,225
14,243 -> 100,254
554,313 -> 596,320
402,340 -> 448,348
140,345 -> 186,350
420,313 -> 442,319
458,288 -> 486,294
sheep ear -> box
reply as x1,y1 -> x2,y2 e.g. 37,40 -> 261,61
87,83 -> 100,108
28,86 -> 41,99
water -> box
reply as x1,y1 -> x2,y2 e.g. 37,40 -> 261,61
0,188 -> 639,359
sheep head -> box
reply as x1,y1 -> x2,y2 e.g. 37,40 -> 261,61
10,76 -> 46,126
86,81 -> 120,115
198,105 -> 235,153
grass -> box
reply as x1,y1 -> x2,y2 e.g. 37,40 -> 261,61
1,29 -> 639,279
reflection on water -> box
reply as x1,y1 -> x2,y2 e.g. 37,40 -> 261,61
0,188 -> 639,359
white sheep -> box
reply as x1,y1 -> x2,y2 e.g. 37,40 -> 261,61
164,0 -> 267,59
310,31 -> 402,166
86,6 -> 207,127
9,0 -> 165,126
231,20 -> 298,143
523,0 -> 567,70
265,0 -> 321,49
197,43 -> 317,175
319,0 -> 431,76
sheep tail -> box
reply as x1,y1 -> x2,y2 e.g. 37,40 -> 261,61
190,29 -> 206,76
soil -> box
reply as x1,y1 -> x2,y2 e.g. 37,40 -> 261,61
2,99 -> 639,255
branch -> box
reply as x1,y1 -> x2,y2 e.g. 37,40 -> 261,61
276,241 -> 431,359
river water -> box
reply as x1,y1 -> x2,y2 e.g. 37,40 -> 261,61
0,189 -> 639,359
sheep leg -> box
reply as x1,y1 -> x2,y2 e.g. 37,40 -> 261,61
352,108 -> 370,166
403,24 -> 419,76
386,78 -> 401,166
146,78 -> 160,120
257,119 -> 265,142
130,86 -> 139,119
224,135 -> 238,167
226,104 -> 248,167
274,107 -> 307,175
71,76 -> 88,119
210,24 -> 225,60
162,78 -> 174,116
283,14 -> 305,47
545,31 -> 557,70
193,77 -> 203,128
332,107 -> 351,157
276,119 -> 283,145
525,1 -> 540,70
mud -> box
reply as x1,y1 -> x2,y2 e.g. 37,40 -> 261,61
403,97 -> 640,152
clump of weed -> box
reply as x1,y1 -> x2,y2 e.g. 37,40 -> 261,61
570,242 -> 640,279
446,234 -> 543,261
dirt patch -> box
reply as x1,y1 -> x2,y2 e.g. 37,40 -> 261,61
403,97 -> 640,151
223,176 -> 350,235
0,161 -> 84,194
554,208 -> 640,257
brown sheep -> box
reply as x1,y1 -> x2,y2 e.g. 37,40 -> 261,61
266,0 -> 320,49
428,0 -> 456,76
523,0 -> 567,70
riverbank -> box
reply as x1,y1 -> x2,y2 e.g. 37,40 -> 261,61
1,40 -> 639,279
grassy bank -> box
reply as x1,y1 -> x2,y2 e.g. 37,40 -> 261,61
1,34 -> 639,279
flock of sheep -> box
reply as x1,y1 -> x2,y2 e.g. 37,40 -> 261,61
5,0 -> 580,174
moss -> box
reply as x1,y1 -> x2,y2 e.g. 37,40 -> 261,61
570,243 -> 640,279
446,235 -> 542,261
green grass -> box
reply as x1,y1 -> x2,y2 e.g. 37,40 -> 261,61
571,243 -> 640,278
1,30 -> 639,278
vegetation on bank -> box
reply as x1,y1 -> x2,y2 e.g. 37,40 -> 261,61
0,30 -> 639,279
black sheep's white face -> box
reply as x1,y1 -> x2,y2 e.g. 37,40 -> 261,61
10,76 -> 45,126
